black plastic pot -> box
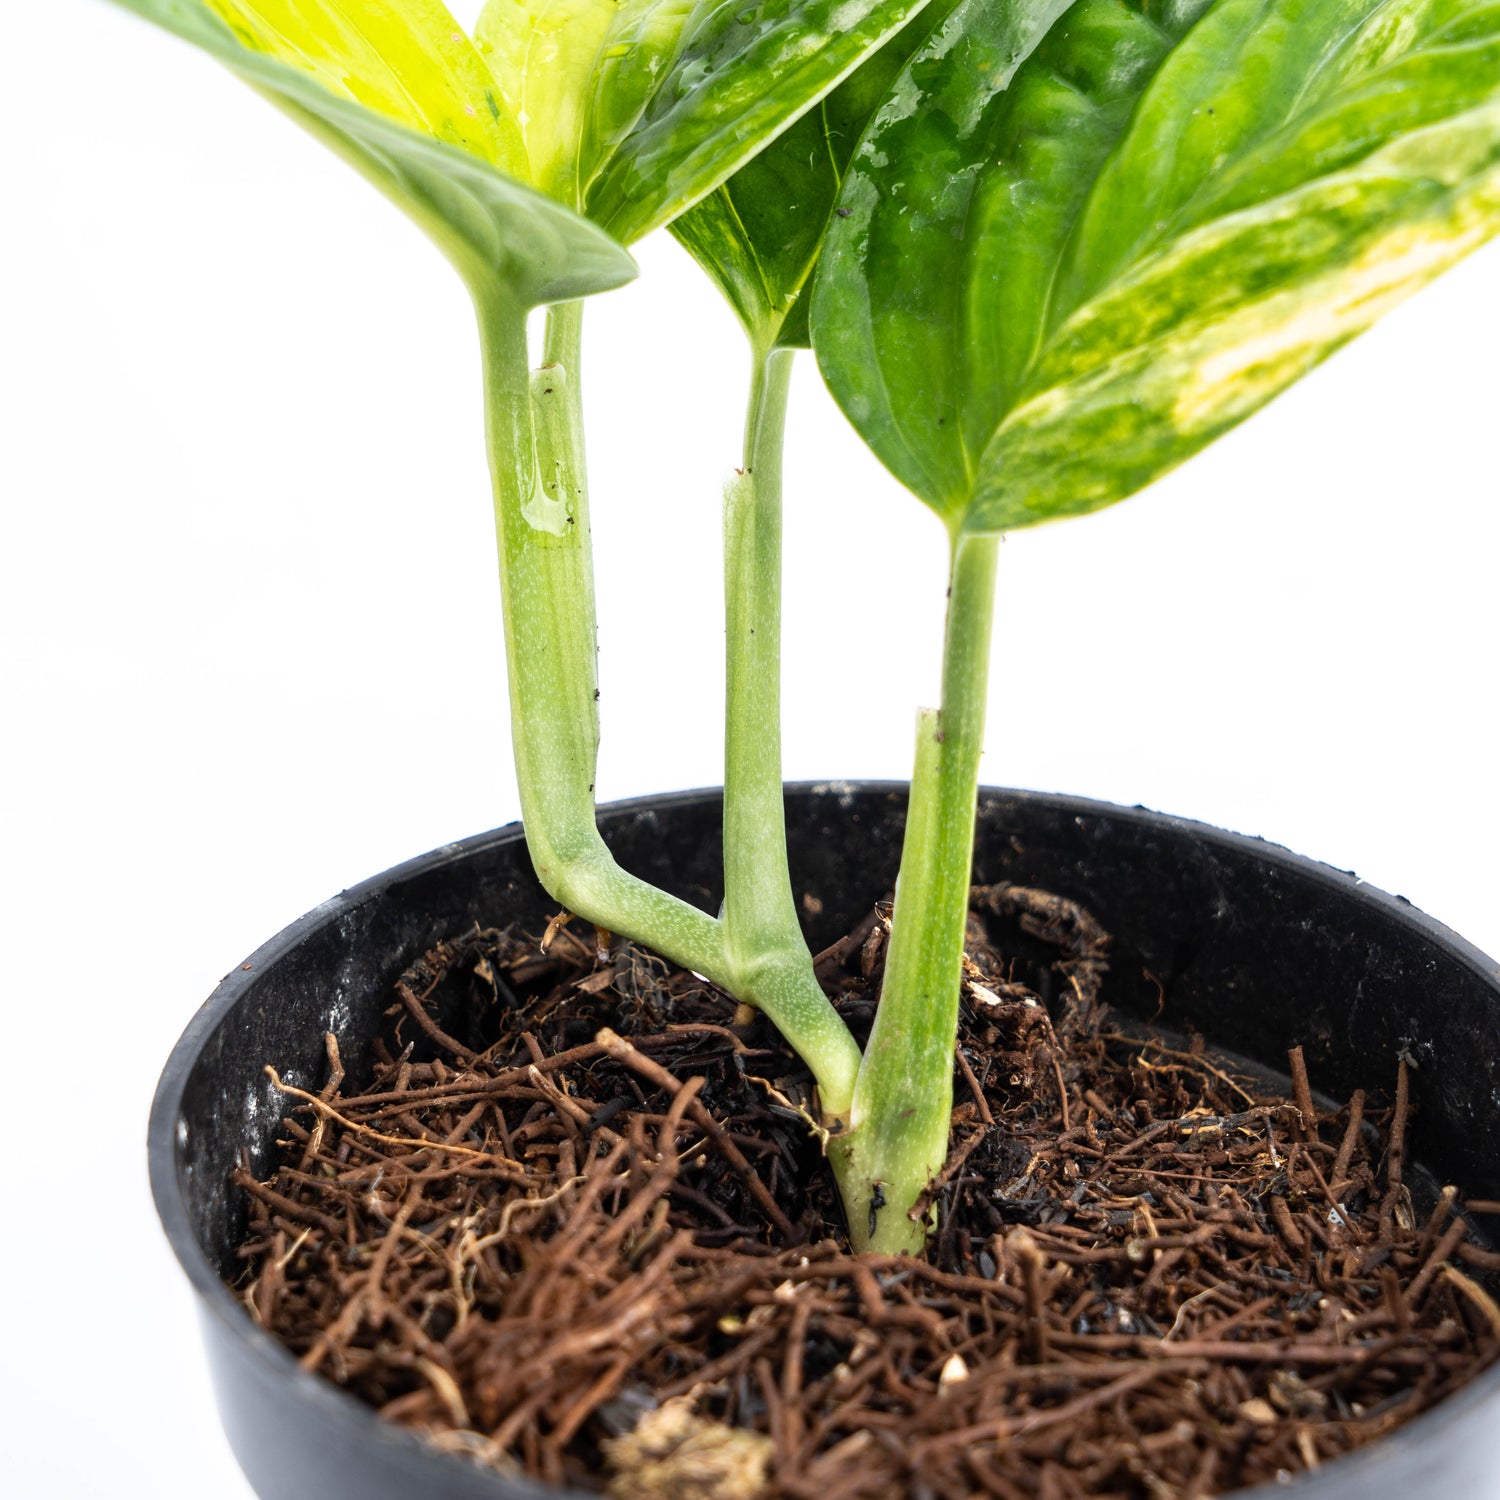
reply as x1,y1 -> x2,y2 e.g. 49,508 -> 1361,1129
149,785 -> 1500,1500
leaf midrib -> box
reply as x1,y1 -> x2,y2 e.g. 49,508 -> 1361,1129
723,182 -> 785,321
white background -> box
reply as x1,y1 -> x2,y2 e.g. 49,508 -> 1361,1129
3,3 -> 1497,1495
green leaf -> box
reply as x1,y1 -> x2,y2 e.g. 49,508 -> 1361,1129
670,0 -> 962,347
107,0 -> 638,308
812,0 -> 1500,532
585,0 -> 935,245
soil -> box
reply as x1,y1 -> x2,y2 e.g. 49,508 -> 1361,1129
232,884 -> 1500,1500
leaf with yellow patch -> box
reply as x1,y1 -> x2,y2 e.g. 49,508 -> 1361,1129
474,0 -> 695,210
106,0 -> 636,307
110,0 -> 933,302
205,0 -> 527,172
812,0 -> 1500,531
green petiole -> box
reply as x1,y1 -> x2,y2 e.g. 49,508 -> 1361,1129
476,293 -> 860,1119
721,343 -> 864,1121
477,291 -> 725,979
840,532 -> 1001,1252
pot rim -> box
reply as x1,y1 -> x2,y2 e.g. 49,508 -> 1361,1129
148,783 -> 1500,1499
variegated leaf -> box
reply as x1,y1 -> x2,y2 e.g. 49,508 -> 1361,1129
812,0 -> 1500,531
109,0 -> 930,309
105,0 -> 637,308
584,0 -> 934,244
474,0 -> 695,209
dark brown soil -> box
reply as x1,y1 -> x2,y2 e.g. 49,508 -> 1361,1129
232,886 -> 1500,1499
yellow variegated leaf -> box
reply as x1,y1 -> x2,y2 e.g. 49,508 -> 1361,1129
474,0 -> 694,208
206,0 -> 527,175
813,0 -> 1500,532
115,0 -> 928,272
107,0 -> 637,307
984,112 -> 1500,527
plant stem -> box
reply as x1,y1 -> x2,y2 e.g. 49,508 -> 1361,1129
839,530 -> 1001,1253
475,290 -> 729,979
721,344 -> 862,1119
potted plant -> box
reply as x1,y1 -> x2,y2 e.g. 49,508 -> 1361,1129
57,0 -> 1500,1495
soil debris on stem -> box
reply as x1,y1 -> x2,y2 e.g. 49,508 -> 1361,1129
233,895 -> 1499,1497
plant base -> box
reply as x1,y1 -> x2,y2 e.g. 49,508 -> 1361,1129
230,885 -> 1497,1497
150,786 -> 1500,1500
